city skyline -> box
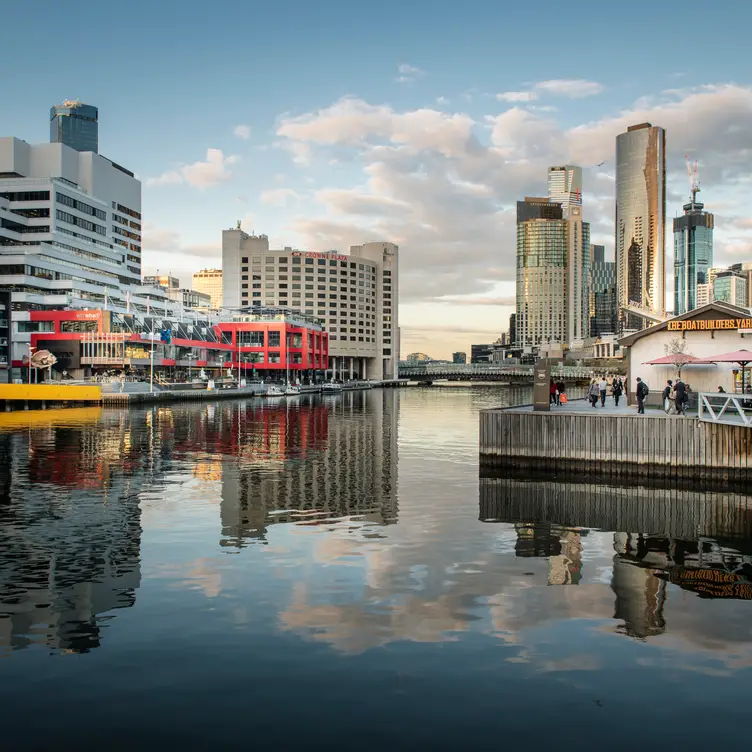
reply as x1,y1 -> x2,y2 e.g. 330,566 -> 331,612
2,1 -> 752,358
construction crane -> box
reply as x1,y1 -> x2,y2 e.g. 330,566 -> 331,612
685,154 -> 700,207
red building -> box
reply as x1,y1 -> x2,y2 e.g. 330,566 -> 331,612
21,307 -> 328,382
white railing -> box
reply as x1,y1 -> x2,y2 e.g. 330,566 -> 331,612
698,392 -> 752,427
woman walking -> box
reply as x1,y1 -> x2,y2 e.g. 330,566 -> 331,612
612,377 -> 623,407
588,379 -> 600,407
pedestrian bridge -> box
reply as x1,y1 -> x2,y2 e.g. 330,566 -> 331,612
398,363 -> 599,381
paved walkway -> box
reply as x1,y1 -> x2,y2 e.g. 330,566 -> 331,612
509,396 -> 663,416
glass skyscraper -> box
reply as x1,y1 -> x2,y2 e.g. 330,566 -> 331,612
589,244 -> 617,335
615,123 -> 666,331
50,101 -> 99,153
673,198 -> 714,314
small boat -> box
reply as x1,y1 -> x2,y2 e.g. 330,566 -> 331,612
321,381 -> 343,394
284,383 -> 301,396
267,385 -> 285,398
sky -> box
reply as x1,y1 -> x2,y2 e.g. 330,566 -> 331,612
2,0 -> 752,359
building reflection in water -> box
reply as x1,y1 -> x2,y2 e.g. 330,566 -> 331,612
480,475 -> 752,640
0,409 -> 144,655
218,391 -> 399,548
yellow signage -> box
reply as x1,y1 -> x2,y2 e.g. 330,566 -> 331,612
667,318 -> 752,332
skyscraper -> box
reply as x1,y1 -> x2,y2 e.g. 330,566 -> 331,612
548,165 -> 590,346
548,165 -> 582,218
50,100 -> 99,153
515,198 -> 567,347
674,194 -> 714,315
589,244 -> 616,335
615,123 -> 666,331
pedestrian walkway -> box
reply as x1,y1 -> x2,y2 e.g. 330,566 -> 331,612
510,397 -> 664,416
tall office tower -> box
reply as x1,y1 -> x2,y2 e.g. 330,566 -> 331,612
192,269 -> 223,308
515,198 -> 567,347
549,166 -> 589,346
615,123 -> 666,331
508,313 -> 516,346
222,228 -> 399,379
548,165 -> 582,218
673,194 -> 714,315
50,101 -> 99,153
589,244 -> 617,335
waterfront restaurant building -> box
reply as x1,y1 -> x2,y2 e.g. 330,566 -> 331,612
24,307 -> 327,383
618,301 -> 752,397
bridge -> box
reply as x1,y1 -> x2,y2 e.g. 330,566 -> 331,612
398,363 -> 599,382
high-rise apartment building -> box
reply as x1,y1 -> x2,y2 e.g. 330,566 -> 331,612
222,229 -> 399,379
615,123 -> 666,331
729,262 -> 752,308
713,270 -> 748,308
50,101 -> 99,153
589,244 -> 617,335
508,313 -> 516,347
673,195 -> 714,315
516,198 -> 567,347
192,269 -> 222,308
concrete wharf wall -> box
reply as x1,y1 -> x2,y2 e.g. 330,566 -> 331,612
479,409 -> 752,483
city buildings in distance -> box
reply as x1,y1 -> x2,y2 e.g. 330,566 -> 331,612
143,275 -> 212,310
192,268 -> 223,308
589,244 -> 616,336
452,351 -> 467,364
50,100 -> 99,154
222,227 -> 399,380
615,123 -> 666,332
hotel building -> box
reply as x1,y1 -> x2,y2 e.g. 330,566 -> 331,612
222,228 -> 399,379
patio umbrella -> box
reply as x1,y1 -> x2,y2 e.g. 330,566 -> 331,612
703,349 -> 752,393
642,353 -> 716,379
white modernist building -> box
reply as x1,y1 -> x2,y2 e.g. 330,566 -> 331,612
222,228 -> 399,379
0,135 -> 188,369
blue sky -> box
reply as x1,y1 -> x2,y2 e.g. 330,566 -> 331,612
3,0 -> 752,357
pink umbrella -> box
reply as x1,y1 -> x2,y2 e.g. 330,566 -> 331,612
703,349 -> 752,393
642,354 -> 715,365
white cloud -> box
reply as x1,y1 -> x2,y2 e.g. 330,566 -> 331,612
496,91 -> 538,103
436,96 -> 450,105
233,124 -> 251,140
396,62 -> 425,84
147,148 -> 240,189
260,188 -> 300,207
275,84 -> 752,357
535,79 -> 605,98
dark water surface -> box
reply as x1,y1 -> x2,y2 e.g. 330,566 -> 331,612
1,387 -> 751,749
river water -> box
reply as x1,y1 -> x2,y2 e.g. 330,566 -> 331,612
1,387 -> 751,749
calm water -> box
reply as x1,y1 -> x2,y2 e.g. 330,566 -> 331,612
1,386 -> 751,749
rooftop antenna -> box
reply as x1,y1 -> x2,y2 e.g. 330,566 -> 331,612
685,154 -> 700,207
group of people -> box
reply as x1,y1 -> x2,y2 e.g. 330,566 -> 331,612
661,378 -> 692,415
549,379 -> 567,405
587,376 -> 624,408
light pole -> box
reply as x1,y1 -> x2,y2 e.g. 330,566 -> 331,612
149,317 -> 155,393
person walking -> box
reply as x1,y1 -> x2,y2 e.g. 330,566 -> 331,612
588,379 -> 600,407
549,379 -> 557,406
599,376 -> 608,407
636,377 -> 648,414
673,378 -> 687,415
663,379 -> 674,414
612,377 -> 623,407
556,379 -> 565,406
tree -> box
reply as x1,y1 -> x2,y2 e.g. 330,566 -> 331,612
664,338 -> 692,379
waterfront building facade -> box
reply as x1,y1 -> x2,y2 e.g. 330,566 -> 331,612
25,306 -> 327,383
192,268 -> 222,308
470,343 -> 494,364
222,228 -> 399,379
167,287 -> 212,309
615,123 -> 666,331
673,197 -> 714,315
50,101 -> 99,153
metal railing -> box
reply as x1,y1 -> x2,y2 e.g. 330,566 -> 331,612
698,392 -> 752,427
398,363 -> 601,379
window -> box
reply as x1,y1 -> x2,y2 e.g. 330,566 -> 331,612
238,330 -> 265,346
253,283 -> 261,289
268,331 -> 281,347
242,257 -> 248,263
242,275 -> 248,280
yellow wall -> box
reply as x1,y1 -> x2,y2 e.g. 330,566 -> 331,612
0,384 -> 102,402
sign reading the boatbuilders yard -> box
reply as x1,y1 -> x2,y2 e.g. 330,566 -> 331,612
667,318 -> 752,332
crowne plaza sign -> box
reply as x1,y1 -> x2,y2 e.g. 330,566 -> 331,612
667,318 -> 752,332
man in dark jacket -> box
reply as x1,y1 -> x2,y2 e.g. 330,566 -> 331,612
636,377 -> 648,414
674,379 -> 687,415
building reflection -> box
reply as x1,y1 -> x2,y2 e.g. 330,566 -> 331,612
218,391 -> 399,547
0,409 -> 145,654
481,476 -> 752,640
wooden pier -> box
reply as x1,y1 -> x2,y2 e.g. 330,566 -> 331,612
479,406 -> 752,483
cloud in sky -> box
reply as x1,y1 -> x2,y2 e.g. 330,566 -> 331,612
396,62 -> 425,84
233,124 -> 251,139
496,91 -> 538,102
272,84 -> 752,355
147,148 -> 240,189
534,78 -> 605,98
260,188 -> 300,207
